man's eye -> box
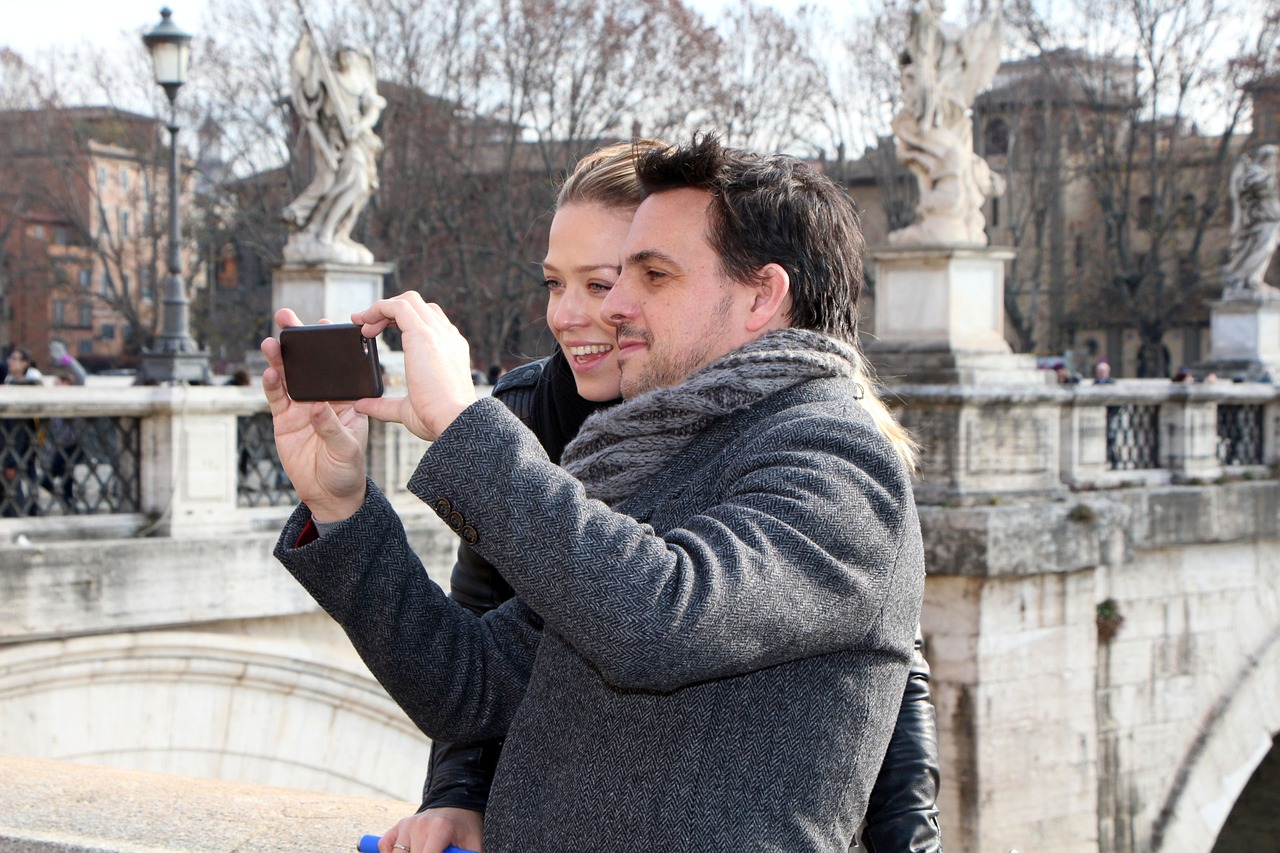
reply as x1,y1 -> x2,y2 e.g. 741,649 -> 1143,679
645,269 -> 667,282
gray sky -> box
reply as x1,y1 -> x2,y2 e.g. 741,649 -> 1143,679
2,0 -> 842,58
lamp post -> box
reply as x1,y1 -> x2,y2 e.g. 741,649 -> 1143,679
140,6 -> 210,384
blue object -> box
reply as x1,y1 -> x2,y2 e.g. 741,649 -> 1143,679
356,835 -> 475,853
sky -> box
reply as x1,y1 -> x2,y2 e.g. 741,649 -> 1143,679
3,0 -> 833,59
3,1 -> 201,57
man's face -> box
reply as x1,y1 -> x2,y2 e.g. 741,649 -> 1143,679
602,188 -> 757,399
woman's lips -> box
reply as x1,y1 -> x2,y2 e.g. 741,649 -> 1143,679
565,343 -> 614,368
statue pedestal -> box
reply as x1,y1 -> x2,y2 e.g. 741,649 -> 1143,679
271,261 -> 394,328
867,246 -> 1042,385
868,246 -> 1063,504
1198,290 -> 1280,382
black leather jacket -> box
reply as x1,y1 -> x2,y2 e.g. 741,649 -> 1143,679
421,352 -> 942,852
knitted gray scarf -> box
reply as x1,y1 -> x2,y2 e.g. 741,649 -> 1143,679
561,328 -> 864,507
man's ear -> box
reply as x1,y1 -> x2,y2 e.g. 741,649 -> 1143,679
745,263 -> 792,333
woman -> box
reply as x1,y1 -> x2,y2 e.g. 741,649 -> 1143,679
385,141 -> 943,853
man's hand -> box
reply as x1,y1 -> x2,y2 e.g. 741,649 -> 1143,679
261,308 -> 368,522
380,807 -> 484,853
351,292 -> 476,441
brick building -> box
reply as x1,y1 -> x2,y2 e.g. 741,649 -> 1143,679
0,106 -> 194,372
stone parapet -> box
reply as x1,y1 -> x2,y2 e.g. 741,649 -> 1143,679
0,515 -> 456,645
918,480 -> 1280,579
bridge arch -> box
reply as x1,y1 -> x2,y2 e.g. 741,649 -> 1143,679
1151,624 -> 1280,853
0,628 -> 431,800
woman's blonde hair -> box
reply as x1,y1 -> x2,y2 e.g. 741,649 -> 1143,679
851,361 -> 920,473
556,139 -> 669,211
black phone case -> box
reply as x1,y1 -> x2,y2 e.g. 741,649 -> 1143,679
280,324 -> 384,402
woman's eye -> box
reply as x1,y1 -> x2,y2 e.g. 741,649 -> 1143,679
587,281 -> 614,295
542,279 -> 565,292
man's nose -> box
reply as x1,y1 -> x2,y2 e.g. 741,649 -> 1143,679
601,272 -> 635,326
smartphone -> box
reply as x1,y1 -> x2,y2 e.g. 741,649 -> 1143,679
279,323 -> 384,402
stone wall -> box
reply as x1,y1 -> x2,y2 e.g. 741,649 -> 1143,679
920,482 -> 1280,853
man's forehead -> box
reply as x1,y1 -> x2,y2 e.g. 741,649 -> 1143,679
625,188 -> 713,251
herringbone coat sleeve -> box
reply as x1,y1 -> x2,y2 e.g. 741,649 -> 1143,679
411,394 -> 924,693
274,479 -> 542,743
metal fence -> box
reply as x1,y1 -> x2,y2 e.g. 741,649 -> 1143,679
0,416 -> 141,517
1105,404 -> 1161,471
1216,403 -> 1265,467
237,413 -> 297,508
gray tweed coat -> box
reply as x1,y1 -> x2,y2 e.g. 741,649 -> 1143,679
275,374 -> 925,853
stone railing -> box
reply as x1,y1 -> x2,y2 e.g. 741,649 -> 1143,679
888,377 -> 1280,504
2,379 -> 1275,533
0,383 -> 432,540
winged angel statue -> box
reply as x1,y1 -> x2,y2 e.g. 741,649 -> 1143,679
889,0 -> 1005,246
281,20 -> 386,265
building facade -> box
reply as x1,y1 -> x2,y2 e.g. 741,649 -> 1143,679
0,107 -> 196,373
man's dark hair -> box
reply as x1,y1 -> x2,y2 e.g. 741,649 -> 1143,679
635,135 -> 864,342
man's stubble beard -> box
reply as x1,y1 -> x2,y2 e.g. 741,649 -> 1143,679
616,285 -> 737,399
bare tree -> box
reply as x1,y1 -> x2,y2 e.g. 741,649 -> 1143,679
1004,0 -> 1280,374
696,0 -> 829,155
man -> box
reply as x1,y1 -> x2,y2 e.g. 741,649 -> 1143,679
266,136 -> 925,852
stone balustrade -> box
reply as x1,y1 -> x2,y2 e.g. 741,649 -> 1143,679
891,377 -> 1280,504
0,383 -> 434,539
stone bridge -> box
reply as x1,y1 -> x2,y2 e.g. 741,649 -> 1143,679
0,381 -> 1277,853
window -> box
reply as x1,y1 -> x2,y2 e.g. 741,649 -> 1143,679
78,340 -> 93,356
121,274 -> 130,296
31,225 -> 46,240
98,165 -> 107,187
140,268 -> 154,301
100,323 -> 116,341
54,227 -> 70,246
120,167 -> 129,192
119,209 -> 130,238
78,268 -> 91,288
53,300 -> 66,328
79,302 -> 93,328
990,197 -> 1000,228
101,270 -> 112,296
984,118 -> 1010,156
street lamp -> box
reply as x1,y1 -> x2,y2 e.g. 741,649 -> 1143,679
140,6 -> 210,384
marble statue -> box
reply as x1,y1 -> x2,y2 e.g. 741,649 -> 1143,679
889,0 -> 1005,247
1222,144 -> 1280,297
281,22 -> 386,266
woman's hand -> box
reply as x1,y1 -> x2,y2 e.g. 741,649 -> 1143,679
260,309 -> 369,522
379,807 -> 484,853
351,292 -> 477,441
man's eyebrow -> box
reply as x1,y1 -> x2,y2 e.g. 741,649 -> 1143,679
540,261 -> 622,275
625,248 -> 679,267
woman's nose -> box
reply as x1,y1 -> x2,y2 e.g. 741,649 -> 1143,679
551,289 -> 589,330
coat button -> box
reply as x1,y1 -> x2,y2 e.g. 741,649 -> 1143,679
461,525 -> 479,545
433,498 -> 451,518
447,511 -> 464,532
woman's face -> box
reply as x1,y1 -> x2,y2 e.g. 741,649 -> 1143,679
543,202 -> 632,402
